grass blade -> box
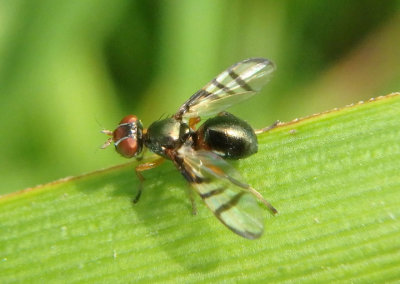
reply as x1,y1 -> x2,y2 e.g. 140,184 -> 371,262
1,94 -> 399,282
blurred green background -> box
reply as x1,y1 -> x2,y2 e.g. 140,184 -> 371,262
0,0 -> 399,195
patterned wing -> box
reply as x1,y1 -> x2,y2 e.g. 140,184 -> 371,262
175,58 -> 275,122
176,145 -> 268,239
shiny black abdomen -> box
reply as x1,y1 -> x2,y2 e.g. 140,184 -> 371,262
144,118 -> 190,158
195,112 -> 257,159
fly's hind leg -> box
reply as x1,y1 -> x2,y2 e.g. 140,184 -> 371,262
254,120 -> 280,135
134,157 -> 164,203
185,187 -> 198,215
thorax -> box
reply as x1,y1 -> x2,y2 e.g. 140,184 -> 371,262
144,118 -> 190,158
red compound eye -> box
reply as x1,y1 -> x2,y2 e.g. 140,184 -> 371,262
119,114 -> 138,124
112,115 -> 143,158
115,137 -> 139,158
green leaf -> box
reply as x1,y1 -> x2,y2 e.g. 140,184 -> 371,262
1,94 -> 400,282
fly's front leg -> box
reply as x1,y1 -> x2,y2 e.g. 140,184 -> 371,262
135,147 -> 147,162
254,120 -> 281,135
134,157 -> 164,203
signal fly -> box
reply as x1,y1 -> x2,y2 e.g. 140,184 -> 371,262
102,58 -> 278,239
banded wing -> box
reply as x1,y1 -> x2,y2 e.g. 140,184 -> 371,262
175,58 -> 275,122
176,145 -> 276,239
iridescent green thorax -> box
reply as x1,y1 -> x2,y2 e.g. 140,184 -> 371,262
144,118 -> 190,158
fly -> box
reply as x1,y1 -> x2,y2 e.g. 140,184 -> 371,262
102,58 -> 278,239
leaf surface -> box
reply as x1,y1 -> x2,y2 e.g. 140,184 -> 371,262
1,94 -> 400,283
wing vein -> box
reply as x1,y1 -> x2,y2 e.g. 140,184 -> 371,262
199,186 -> 227,199
228,69 -> 253,91
215,192 -> 246,217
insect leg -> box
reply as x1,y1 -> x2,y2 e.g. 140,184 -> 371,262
185,187 -> 198,215
254,120 -> 280,135
167,149 -> 201,215
134,157 -> 165,203
135,147 -> 147,161
189,117 -> 201,130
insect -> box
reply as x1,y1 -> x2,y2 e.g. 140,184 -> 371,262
102,58 -> 278,239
